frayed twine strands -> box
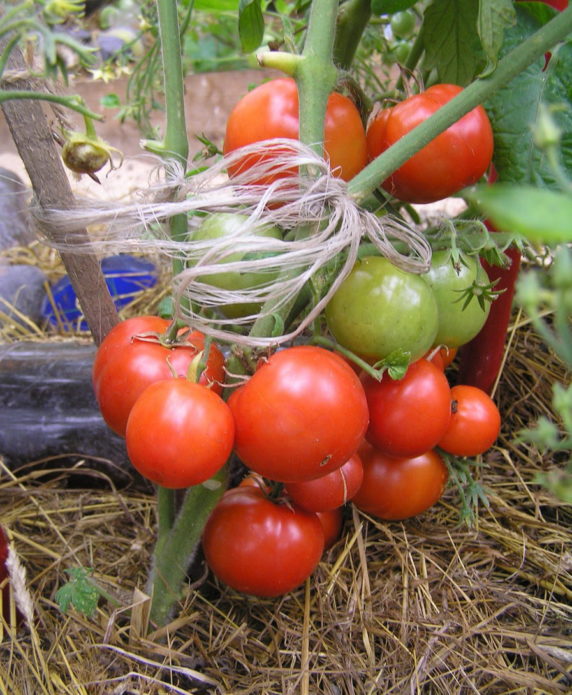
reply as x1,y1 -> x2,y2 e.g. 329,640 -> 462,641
32,139 -> 432,347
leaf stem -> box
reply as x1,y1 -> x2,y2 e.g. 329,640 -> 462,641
0,90 -> 102,120
347,7 -> 572,202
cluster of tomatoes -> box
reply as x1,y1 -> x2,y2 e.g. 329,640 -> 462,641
92,315 -> 500,598
223,77 -> 494,205
91,76 -> 503,598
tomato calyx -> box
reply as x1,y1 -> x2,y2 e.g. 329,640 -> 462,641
453,278 -> 504,313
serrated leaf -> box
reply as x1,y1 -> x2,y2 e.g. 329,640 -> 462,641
485,6 -> 572,187
463,183 -> 572,244
477,0 -> 516,73
239,0 -> 264,54
55,568 -> 100,618
421,0 -> 485,85
371,0 -> 418,14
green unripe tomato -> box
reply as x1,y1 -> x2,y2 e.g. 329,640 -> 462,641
391,40 -> 411,64
421,251 -> 492,348
390,10 -> 416,39
191,213 -> 282,319
325,256 -> 439,362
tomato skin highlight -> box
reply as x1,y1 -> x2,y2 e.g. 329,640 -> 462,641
223,77 -> 367,183
125,379 -> 234,489
229,346 -> 369,483
438,384 -> 501,457
352,441 -> 448,521
202,486 -> 325,597
93,317 -> 224,437
325,256 -> 439,363
366,84 -> 493,204
285,453 -> 364,512
362,359 -> 452,458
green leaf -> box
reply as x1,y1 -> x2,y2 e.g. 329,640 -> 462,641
376,348 -> 410,380
477,0 -> 516,73
371,0 -> 418,14
463,183 -> 572,244
195,0 -> 238,11
100,93 -> 121,109
421,0 -> 485,85
485,6 -> 572,187
55,568 -> 100,618
239,0 -> 265,54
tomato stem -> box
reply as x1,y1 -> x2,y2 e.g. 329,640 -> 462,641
332,0 -> 372,70
347,7 -> 572,202
296,0 -> 339,157
312,335 -> 382,381
148,468 -> 227,626
0,90 -> 102,120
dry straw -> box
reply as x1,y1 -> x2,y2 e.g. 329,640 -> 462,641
32,139 -> 432,346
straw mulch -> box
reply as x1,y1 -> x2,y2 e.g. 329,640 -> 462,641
0,306 -> 571,695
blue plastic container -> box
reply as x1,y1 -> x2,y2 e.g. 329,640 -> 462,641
40,254 -> 158,330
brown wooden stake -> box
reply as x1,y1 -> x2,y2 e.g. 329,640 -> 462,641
1,50 -> 119,346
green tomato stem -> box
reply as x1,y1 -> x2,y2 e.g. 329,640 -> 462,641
0,90 -> 102,120
148,0 -> 206,628
148,468 -> 227,627
296,0 -> 339,155
156,0 -> 188,170
332,0 -> 372,70
347,7 -> 572,202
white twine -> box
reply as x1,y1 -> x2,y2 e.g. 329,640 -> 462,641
33,139 -> 432,347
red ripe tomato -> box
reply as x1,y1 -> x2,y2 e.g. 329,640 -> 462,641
317,507 -> 344,550
93,318 -> 225,436
366,84 -> 494,203
285,453 -> 364,512
202,486 -> 324,597
229,346 -> 369,483
362,359 -> 451,458
92,315 -> 170,391
438,384 -> 501,457
223,77 -> 367,184
125,379 -> 234,489
352,441 -> 448,520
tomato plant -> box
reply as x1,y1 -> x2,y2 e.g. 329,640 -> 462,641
223,77 -> 367,183
93,317 -> 225,436
422,250 -> 492,348
125,378 -> 234,489
229,346 -> 369,482
190,212 -> 282,318
352,441 -> 448,521
362,358 -> 452,457
202,486 -> 324,597
366,84 -> 494,203
285,453 -> 364,512
325,256 -> 439,363
438,385 -> 501,457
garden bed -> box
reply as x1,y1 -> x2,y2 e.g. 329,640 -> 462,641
1,318 -> 570,695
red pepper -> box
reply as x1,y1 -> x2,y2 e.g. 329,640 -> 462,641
457,245 -> 521,393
